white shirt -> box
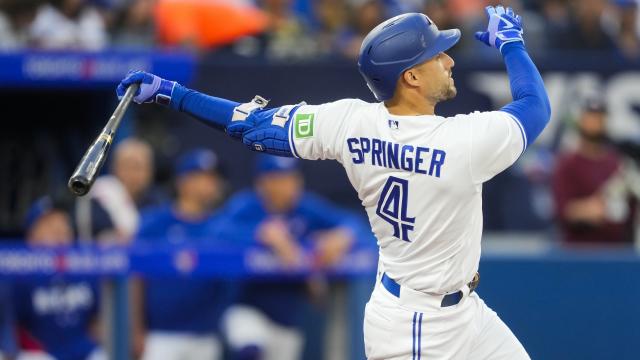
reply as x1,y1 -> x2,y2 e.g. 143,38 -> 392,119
289,99 -> 526,294
29,4 -> 107,50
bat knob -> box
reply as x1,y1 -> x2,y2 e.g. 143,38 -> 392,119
68,176 -> 90,196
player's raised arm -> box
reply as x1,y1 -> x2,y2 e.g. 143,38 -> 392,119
475,5 -> 551,145
467,5 -> 551,183
115,71 -> 305,157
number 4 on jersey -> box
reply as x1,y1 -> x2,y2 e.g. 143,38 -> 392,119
376,176 -> 415,242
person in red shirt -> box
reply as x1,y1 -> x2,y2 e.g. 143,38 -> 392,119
553,98 -> 634,243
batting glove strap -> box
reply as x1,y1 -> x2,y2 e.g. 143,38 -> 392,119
155,79 -> 176,106
474,5 -> 524,52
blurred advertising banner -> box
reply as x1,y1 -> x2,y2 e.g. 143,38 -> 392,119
0,244 -> 378,278
0,50 -> 195,87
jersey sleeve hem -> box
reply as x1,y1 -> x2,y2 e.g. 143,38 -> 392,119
501,111 -> 528,156
288,108 -> 301,158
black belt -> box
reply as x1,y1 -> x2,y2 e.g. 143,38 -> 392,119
381,272 -> 480,307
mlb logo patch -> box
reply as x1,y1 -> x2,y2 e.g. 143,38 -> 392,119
388,119 -> 399,129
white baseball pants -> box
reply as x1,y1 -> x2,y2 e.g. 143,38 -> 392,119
141,332 -> 221,360
222,305 -> 303,360
364,279 -> 530,360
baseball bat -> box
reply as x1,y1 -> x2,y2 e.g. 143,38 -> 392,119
68,83 -> 139,196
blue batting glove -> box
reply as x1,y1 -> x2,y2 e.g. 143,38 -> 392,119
474,5 -> 524,52
116,70 -> 176,105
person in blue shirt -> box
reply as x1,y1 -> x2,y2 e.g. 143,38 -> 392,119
214,155 -> 355,360
135,148 -> 229,360
12,196 -> 104,360
0,281 -> 17,360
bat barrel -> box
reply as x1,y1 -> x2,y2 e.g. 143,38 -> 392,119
68,134 -> 113,196
67,83 -> 138,197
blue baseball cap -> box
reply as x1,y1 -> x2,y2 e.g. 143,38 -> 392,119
175,149 -> 221,178
25,197 -> 53,231
24,196 -> 71,231
255,154 -> 299,176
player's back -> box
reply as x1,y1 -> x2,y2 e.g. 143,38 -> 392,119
290,99 -> 525,294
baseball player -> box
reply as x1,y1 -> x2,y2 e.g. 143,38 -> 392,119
118,5 -> 550,359
135,149 -> 228,360
213,155 -> 355,360
13,197 -> 104,360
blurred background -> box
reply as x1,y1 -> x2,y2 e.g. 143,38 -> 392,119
1,0 -> 640,359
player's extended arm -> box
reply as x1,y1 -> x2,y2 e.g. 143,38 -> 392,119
475,5 -> 551,146
116,71 -> 297,157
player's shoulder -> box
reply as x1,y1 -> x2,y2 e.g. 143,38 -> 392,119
448,110 -> 513,122
323,98 -> 372,107
442,110 -> 519,136
307,98 -> 377,114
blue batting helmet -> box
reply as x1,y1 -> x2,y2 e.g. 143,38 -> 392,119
357,13 -> 461,101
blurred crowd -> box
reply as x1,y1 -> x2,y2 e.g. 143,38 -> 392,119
0,150 -> 362,360
0,0 -> 640,59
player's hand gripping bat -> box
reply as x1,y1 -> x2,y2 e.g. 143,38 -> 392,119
67,83 -> 139,196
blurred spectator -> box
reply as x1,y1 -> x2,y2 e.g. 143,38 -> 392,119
334,0 -> 384,59
541,0 -> 570,27
155,0 -> 267,50
111,138 -> 166,209
260,0 -> 318,59
384,0 -> 425,16
12,196 -> 104,360
310,0 -> 349,55
0,282 -> 17,359
25,197 -> 73,245
29,0 -> 108,50
135,149 -> 228,360
541,0 -> 571,49
551,0 -> 617,51
215,155 -> 354,360
75,138 -> 165,244
612,0 -> 640,58
110,0 -> 155,48
423,0 -> 455,31
552,99 -> 634,243
500,0 -> 549,53
0,0 -> 42,49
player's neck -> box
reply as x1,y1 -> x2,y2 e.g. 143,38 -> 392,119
384,94 -> 435,116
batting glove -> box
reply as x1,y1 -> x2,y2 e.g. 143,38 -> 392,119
474,5 -> 524,52
116,70 -> 176,105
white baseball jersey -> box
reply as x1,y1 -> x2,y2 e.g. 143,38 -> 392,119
288,99 -> 526,294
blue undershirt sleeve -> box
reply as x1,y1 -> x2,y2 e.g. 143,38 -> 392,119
169,84 -> 239,131
500,42 -> 551,147
167,84 -> 294,157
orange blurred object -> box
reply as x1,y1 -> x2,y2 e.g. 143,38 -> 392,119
155,0 -> 268,48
